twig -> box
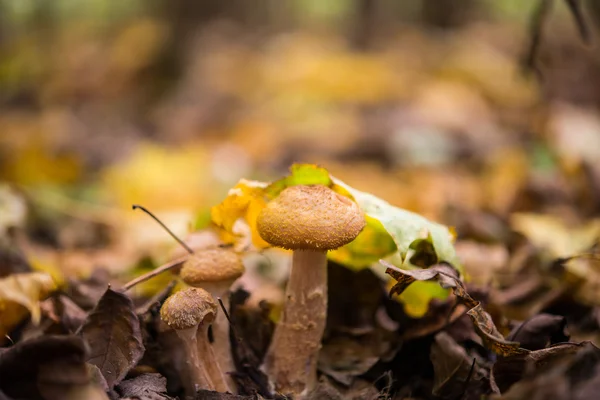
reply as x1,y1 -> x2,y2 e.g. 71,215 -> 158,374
132,204 -> 194,254
564,0 -> 591,44
523,0 -> 593,78
522,0 -> 554,77
454,358 -> 477,400
122,255 -> 188,291
217,297 -> 242,346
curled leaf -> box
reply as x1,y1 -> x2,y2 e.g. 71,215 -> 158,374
491,341 -> 600,394
211,179 -> 269,248
383,260 -> 526,356
466,304 -> 526,356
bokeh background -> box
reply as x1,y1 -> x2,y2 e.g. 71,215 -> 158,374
1,0 -> 600,302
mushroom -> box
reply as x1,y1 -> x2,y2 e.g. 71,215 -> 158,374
180,248 -> 245,391
256,184 -> 366,396
160,287 -> 230,394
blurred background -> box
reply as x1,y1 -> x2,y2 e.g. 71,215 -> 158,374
1,0 -> 600,299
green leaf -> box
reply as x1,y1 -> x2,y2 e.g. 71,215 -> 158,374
331,177 -> 463,271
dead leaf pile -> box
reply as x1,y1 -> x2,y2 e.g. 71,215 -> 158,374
2,3 -> 600,400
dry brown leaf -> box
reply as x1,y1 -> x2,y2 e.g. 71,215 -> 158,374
0,334 -> 108,400
78,288 -> 145,388
383,261 -> 527,356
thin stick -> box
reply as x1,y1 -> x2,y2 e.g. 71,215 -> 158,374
122,255 -> 188,291
564,0 -> 591,44
522,0 -> 553,77
454,358 -> 477,400
132,204 -> 194,254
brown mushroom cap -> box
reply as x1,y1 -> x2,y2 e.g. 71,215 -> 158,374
160,287 -> 217,330
256,185 -> 366,251
180,248 -> 245,285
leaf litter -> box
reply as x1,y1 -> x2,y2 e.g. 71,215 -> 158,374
2,4 -> 600,399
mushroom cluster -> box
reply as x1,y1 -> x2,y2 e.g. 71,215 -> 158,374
158,183 -> 366,399
159,246 -> 245,396
180,248 -> 245,391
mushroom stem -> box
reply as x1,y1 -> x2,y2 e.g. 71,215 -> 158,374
263,250 -> 328,396
199,282 -> 237,392
175,327 -> 215,393
213,295 -> 238,390
197,324 -> 231,393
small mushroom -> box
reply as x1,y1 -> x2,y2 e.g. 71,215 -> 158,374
256,184 -> 366,396
160,287 -> 230,394
180,248 -> 245,391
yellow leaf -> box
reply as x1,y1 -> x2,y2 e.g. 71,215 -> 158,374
100,141 -> 223,212
0,272 -> 56,339
2,141 -> 82,186
29,255 -> 65,288
510,213 -> 600,260
210,179 -> 270,248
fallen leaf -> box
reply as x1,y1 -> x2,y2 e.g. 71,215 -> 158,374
66,268 -> 112,310
117,373 -> 175,400
194,391 -> 255,400
318,334 -> 391,387
467,304 -> 527,357
430,332 -> 483,399
506,314 -> 569,351
386,263 -> 460,297
562,251 -> 600,306
341,379 -> 380,400
78,287 -> 145,388
383,261 -> 526,356
491,341 -> 600,396
0,334 -> 107,400
0,238 -> 31,278
52,294 -> 88,334
306,375 -> 345,400
573,370 -> 600,400
0,272 -> 56,340
395,298 -> 469,341
509,213 -> 600,260
210,178 -> 270,249
87,363 -> 109,392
